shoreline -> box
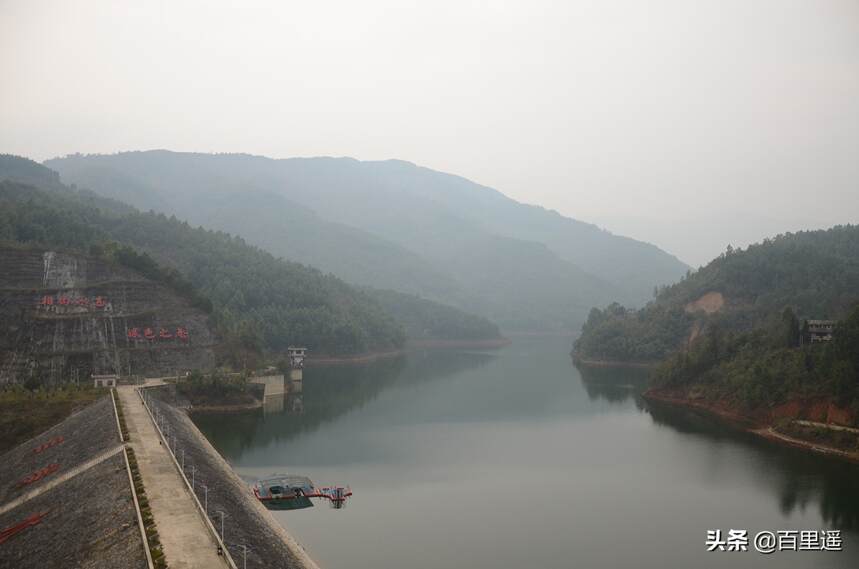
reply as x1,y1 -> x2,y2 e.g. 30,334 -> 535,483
307,337 -> 511,366
407,337 -> 512,349
572,357 -> 659,369
187,400 -> 262,413
753,426 -> 859,462
643,389 -> 859,464
306,349 -> 404,366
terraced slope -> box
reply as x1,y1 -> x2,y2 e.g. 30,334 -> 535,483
0,246 -> 216,385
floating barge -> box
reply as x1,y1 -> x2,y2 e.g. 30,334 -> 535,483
252,474 -> 352,510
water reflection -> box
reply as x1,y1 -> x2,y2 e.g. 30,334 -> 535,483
194,339 -> 859,569
646,400 -> 859,531
261,377 -> 303,415
194,349 -> 496,459
580,362 -> 859,534
263,393 -> 285,414
576,363 -> 650,406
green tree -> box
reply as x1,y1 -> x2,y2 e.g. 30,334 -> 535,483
781,307 -> 800,348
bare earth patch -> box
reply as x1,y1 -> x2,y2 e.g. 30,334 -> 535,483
685,291 -> 725,314
688,321 -> 702,344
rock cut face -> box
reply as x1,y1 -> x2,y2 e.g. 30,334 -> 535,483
0,247 -> 217,385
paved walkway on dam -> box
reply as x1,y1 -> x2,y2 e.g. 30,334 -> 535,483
118,385 -> 228,569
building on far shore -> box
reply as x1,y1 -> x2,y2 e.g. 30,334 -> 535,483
287,346 -> 306,382
803,320 -> 836,344
91,373 -> 118,387
287,346 -> 306,369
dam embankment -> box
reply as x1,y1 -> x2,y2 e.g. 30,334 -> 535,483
142,384 -> 320,569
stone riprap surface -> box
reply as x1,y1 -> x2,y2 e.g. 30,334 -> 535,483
149,387 -> 319,569
0,453 -> 148,569
0,395 -> 119,505
0,246 -> 217,384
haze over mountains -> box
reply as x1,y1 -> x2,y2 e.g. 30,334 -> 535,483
47,151 -> 688,331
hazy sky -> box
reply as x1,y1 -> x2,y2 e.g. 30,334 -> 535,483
2,0 -> 858,266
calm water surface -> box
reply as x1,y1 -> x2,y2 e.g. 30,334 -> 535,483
195,337 -> 859,568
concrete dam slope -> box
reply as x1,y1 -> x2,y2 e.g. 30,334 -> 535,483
0,396 -> 119,506
0,395 -> 148,569
0,246 -> 217,384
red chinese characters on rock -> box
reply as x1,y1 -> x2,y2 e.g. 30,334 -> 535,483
39,295 -> 105,309
127,327 -> 190,342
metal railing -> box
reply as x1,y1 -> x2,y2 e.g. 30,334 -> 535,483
137,386 -> 241,569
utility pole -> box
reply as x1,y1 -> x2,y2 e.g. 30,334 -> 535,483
239,544 -> 249,569
215,510 -> 226,540
201,483 -> 208,514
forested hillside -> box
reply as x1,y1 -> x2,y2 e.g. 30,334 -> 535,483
651,304 -> 859,416
574,227 -> 859,422
0,157 -> 404,356
0,154 -> 64,189
1,155 -> 507,359
366,289 -> 502,341
46,151 -> 689,330
574,227 -> 859,363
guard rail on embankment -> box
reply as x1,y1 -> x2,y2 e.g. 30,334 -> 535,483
138,388 -> 237,569
139,385 -> 321,569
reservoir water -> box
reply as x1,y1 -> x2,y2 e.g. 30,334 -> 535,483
194,337 -> 859,568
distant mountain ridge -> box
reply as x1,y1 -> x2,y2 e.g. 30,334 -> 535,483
46,150 -> 688,331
